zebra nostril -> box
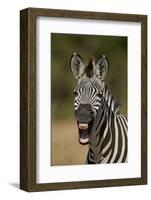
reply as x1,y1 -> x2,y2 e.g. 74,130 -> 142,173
87,107 -> 91,112
74,104 -> 94,123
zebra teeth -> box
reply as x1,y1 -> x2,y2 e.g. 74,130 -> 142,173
80,138 -> 89,144
79,123 -> 88,129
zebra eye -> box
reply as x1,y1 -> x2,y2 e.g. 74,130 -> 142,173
73,91 -> 78,95
97,93 -> 102,98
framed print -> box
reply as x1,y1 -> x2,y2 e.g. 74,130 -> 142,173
20,8 -> 147,191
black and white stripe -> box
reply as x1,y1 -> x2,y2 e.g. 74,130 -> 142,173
74,78 -> 104,113
74,78 -> 128,164
71,53 -> 127,164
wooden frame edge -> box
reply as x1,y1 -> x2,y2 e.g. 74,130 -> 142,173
141,15 -> 148,185
20,8 -> 37,191
20,8 -> 29,191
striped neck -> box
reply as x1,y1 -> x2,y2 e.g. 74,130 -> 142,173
87,86 -> 119,164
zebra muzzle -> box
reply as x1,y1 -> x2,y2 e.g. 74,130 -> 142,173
79,123 -> 88,129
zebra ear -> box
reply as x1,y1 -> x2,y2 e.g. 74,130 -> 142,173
93,55 -> 109,80
70,53 -> 86,79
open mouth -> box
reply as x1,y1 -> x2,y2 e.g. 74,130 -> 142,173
78,123 -> 89,145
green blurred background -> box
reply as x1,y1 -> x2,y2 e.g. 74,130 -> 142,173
51,33 -> 127,166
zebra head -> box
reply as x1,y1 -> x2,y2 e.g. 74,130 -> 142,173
70,53 -> 109,145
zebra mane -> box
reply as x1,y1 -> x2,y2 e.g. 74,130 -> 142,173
92,83 -> 120,135
102,84 -> 120,114
93,77 -> 120,114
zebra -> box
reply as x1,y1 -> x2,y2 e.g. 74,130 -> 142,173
70,53 -> 128,164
